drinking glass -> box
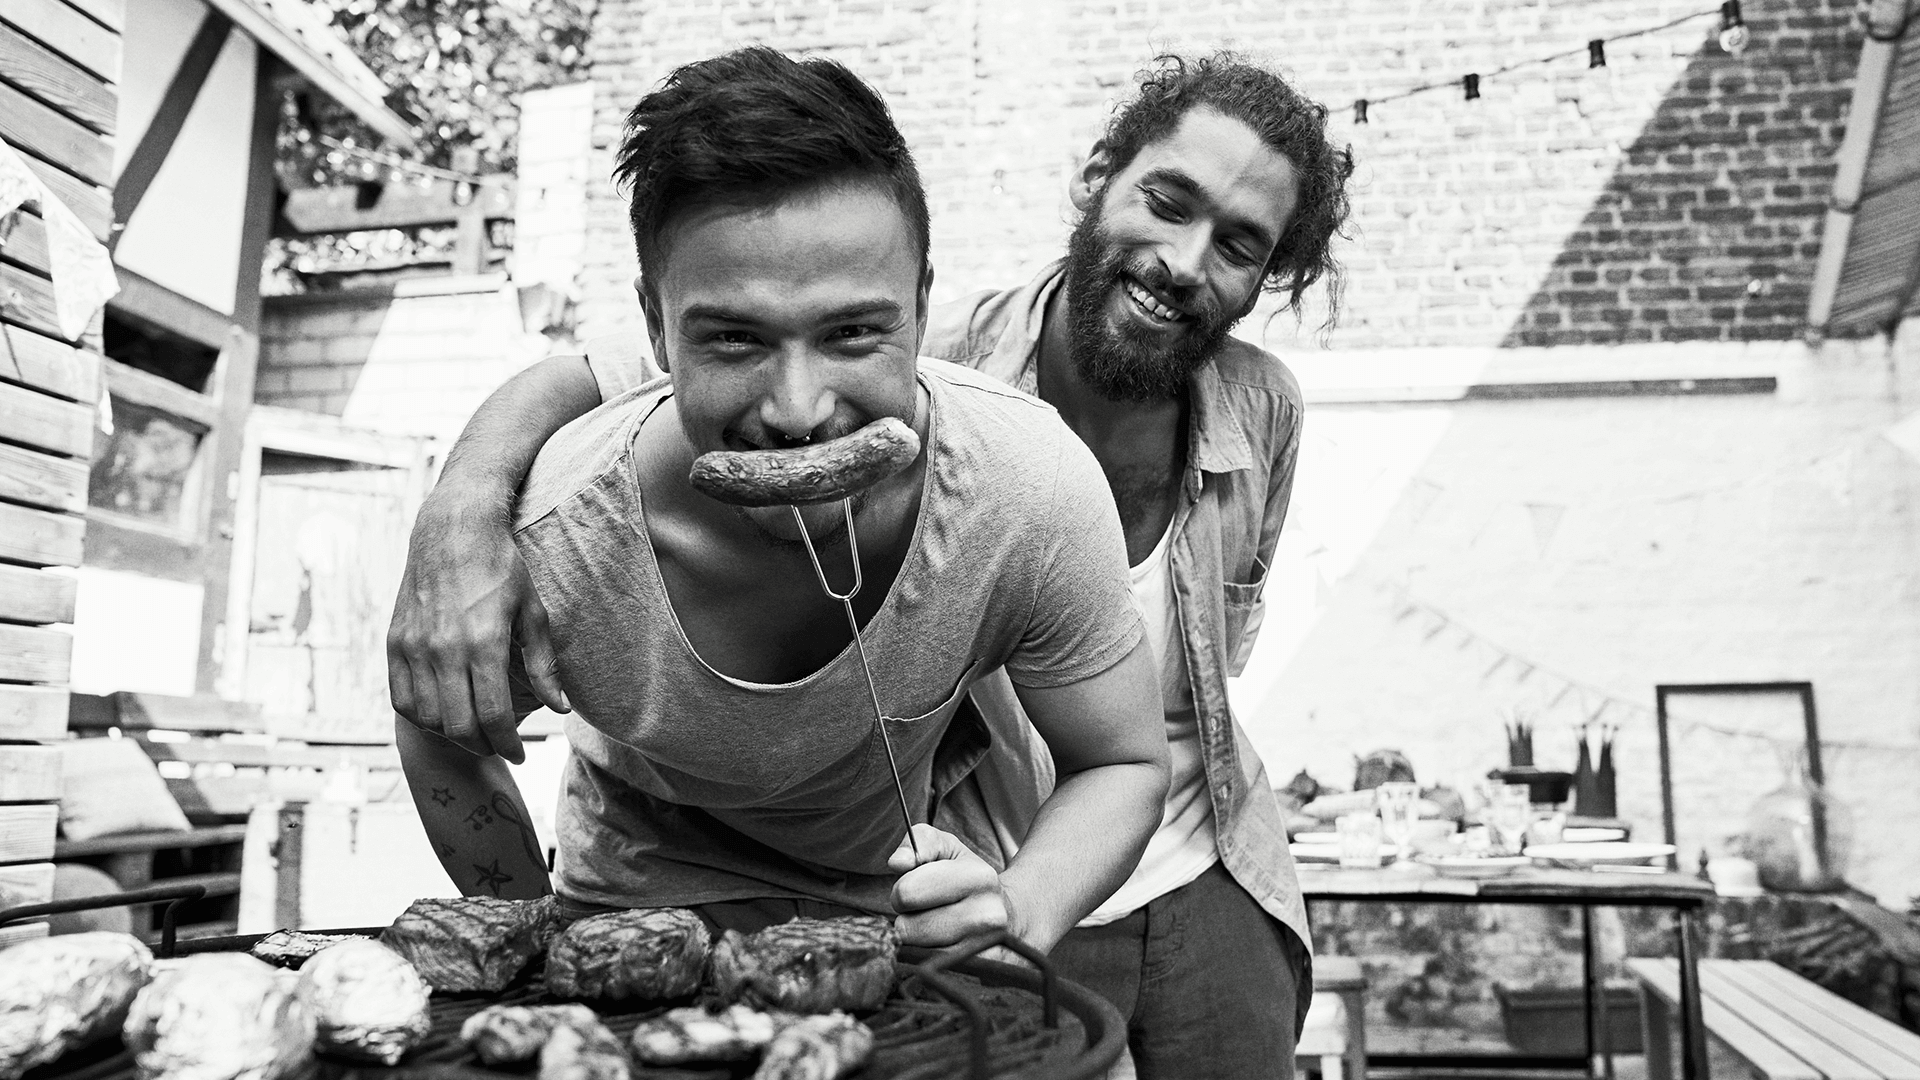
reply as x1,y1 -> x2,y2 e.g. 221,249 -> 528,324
1488,784 -> 1533,855
1336,812 -> 1385,869
1529,809 -> 1567,847
1375,782 -> 1420,859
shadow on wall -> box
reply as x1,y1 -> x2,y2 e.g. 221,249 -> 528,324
1501,0 -> 1858,348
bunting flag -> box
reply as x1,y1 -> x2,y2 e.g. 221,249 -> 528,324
1807,447 -> 1854,508
1525,502 -> 1568,556
1885,411 -> 1920,466
1406,478 -> 1444,524
0,135 -> 118,341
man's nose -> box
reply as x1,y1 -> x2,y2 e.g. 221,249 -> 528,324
1160,226 -> 1209,290
760,352 -> 836,439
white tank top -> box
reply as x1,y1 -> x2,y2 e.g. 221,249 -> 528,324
1077,523 -> 1220,926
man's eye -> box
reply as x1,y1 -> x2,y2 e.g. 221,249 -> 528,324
714,331 -> 759,346
1144,190 -> 1182,222
1220,240 -> 1258,266
830,325 -> 879,341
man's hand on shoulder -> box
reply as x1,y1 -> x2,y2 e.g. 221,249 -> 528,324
387,489 -> 568,765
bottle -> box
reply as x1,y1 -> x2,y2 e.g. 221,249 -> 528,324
1740,749 -> 1853,892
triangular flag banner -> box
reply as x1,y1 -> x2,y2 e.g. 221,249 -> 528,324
0,135 -> 118,341
1315,568 -> 1335,608
1884,411 -> 1920,466
1807,447 -> 1853,508
1526,502 -> 1567,557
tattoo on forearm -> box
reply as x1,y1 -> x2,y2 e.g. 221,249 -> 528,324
436,841 -> 455,859
430,787 -> 455,807
490,792 -> 548,874
465,805 -> 495,831
472,860 -> 513,895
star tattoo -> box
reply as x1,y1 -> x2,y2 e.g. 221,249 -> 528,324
430,787 -> 455,807
472,860 -> 514,895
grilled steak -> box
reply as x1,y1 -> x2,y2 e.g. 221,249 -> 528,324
122,955 -> 315,1080
295,940 -> 432,1065
630,1004 -> 789,1065
709,916 -> 896,1014
537,1018 -> 630,1080
751,1013 -> 872,1080
380,896 -> 558,993
249,930 -> 364,969
544,908 -> 709,1003
460,1004 -> 600,1066
0,932 -> 153,1080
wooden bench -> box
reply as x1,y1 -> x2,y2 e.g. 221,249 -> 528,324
1298,955 -> 1368,1080
53,826 -> 248,939
1630,958 -> 1920,1080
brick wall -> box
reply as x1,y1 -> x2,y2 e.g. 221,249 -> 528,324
577,0 -> 1862,349
257,278 -> 551,440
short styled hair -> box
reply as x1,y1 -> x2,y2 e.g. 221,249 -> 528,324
611,47 -> 931,286
1102,53 -> 1354,327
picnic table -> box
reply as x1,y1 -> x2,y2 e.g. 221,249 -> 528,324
1300,863 -> 1715,1079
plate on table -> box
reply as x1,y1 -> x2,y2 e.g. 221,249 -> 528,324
1292,831 -> 1340,845
1289,842 -> 1397,864
1561,826 -> 1628,843
1525,841 -> 1675,868
1413,854 -> 1531,879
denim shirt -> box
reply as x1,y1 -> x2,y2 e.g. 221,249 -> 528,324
923,261 -> 1311,955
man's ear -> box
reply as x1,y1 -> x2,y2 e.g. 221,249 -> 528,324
914,263 -> 935,352
1069,141 -> 1117,215
635,273 -> 669,373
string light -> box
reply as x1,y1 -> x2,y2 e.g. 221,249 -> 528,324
315,135 -> 488,186
1346,6 -> 1737,124
1718,0 -> 1750,54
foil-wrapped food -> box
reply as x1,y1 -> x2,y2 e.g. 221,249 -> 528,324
544,908 -> 709,1002
380,895 -> 561,993
0,932 -> 154,1080
710,916 -> 897,1013
122,954 -> 314,1080
294,940 -> 431,1065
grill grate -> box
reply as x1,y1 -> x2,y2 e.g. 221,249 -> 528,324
22,942 -> 1117,1080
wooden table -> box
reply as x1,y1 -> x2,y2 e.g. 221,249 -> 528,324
1301,863 -> 1715,1079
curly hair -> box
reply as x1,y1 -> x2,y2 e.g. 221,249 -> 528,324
1100,53 -> 1355,330
611,47 -> 930,284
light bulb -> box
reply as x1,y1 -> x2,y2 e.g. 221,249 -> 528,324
1719,22 -> 1750,54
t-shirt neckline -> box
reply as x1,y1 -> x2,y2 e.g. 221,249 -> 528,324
615,376 -> 939,692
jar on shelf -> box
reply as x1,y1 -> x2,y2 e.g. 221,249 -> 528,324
1739,749 -> 1853,893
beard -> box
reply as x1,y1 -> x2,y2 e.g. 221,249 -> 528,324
1062,199 -> 1238,402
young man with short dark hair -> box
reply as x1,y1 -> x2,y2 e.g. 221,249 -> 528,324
391,50 -> 1352,1077
393,46 -> 1170,951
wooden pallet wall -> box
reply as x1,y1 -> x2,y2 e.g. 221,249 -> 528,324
0,0 -> 121,940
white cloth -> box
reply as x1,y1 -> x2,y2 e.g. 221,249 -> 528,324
1077,524 -> 1220,927
0,135 -> 118,340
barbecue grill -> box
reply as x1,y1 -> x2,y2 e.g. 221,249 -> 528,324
5,887 -> 1126,1080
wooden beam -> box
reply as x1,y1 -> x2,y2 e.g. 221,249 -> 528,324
18,150 -> 109,240
231,50 -> 280,330
0,500 -> 85,565
0,564 -> 78,623
0,210 -> 52,279
0,0 -> 119,84
0,441 -> 89,512
0,77 -> 111,186
0,624 -> 71,683
278,177 -> 516,235
0,324 -> 102,403
0,684 -> 68,741
0,745 -> 61,801
111,269 -> 233,349
102,356 -> 220,428
0,378 -> 93,456
0,21 -> 116,135
112,10 -> 232,241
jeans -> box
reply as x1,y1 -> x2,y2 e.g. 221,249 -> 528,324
1051,862 -> 1311,1080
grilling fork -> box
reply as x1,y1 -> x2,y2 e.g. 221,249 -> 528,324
789,501 -> 922,860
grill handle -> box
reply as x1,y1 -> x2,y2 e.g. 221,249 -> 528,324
0,883 -> 209,959
913,930 -> 1060,1080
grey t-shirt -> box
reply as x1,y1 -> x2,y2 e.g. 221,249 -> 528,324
511,358 -> 1144,913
